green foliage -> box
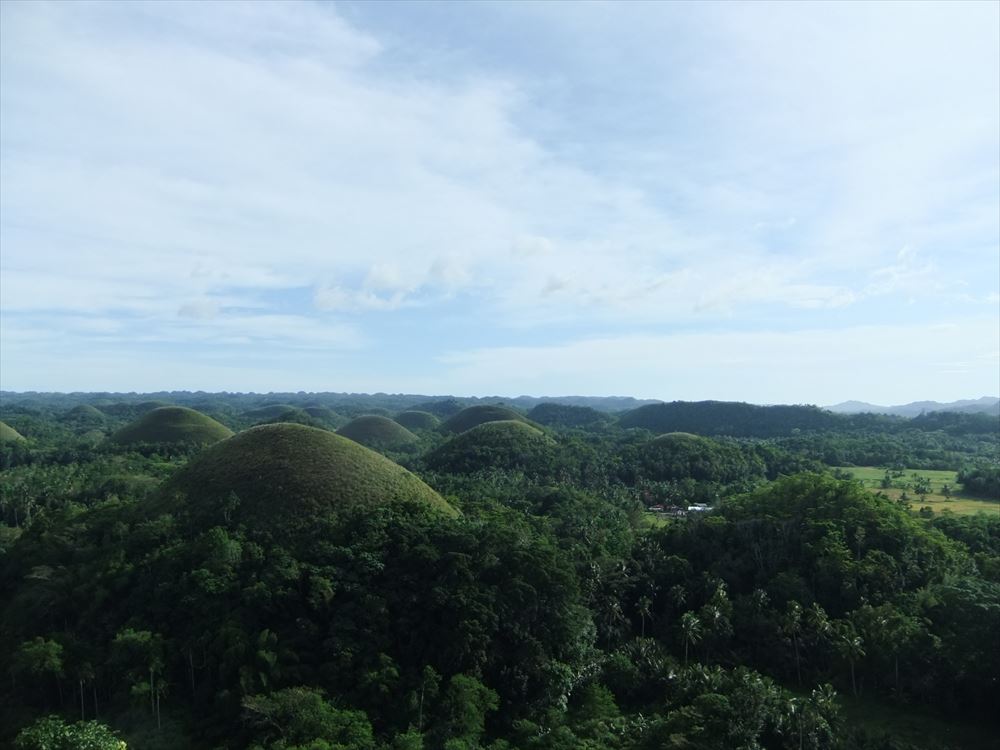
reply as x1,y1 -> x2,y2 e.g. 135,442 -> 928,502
243,404 -> 306,421
242,687 -> 376,750
643,666 -> 839,750
624,432 -> 766,485
619,401 -> 839,437
63,405 -> 107,427
431,675 -> 498,749
2,391 -> 998,749
12,637 -> 64,681
956,466 -> 1000,499
15,716 -> 126,750
527,403 -> 611,430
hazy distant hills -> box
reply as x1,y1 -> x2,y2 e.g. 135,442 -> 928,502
3,390 -> 997,419
826,396 -> 1000,417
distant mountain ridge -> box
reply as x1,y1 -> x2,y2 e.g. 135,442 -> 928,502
826,396 -> 999,417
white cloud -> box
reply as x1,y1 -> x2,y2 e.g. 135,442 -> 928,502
313,285 -> 407,313
0,1 -> 996,395
511,235 -> 555,257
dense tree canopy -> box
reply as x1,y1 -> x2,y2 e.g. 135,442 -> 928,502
1,392 -> 997,749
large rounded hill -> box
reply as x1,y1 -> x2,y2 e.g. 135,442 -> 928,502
441,405 -> 531,434
302,406 -> 347,427
394,410 -> 440,431
153,424 -> 456,538
427,420 -> 557,475
338,415 -> 418,448
111,406 -> 234,446
0,421 -> 26,443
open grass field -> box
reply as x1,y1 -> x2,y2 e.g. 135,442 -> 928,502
834,466 -> 999,516
642,512 -> 672,528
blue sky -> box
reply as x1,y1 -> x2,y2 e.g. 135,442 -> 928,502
1,0 -> 997,403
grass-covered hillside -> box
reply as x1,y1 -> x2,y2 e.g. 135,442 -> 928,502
337,415 -> 419,448
394,410 -> 440,431
111,406 -> 234,446
440,404 -> 531,433
427,420 -> 557,474
301,406 -> 346,426
0,421 -> 26,442
155,423 -> 457,535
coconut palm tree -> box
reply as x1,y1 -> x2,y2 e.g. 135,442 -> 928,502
680,611 -> 702,666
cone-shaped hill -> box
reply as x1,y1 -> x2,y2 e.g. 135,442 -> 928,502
0,420 -> 26,442
338,415 -> 418,448
64,404 -> 107,423
302,406 -> 346,426
112,406 -> 234,446
427,420 -> 557,474
394,410 -> 440,431
441,405 -> 531,434
152,424 -> 457,538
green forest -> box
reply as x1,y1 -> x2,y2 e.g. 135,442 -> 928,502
1,393 -> 998,750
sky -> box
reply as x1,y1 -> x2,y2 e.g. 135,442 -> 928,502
1,0 -> 998,404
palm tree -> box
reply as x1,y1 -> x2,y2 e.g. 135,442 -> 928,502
669,584 -> 687,611
637,595 -> 653,638
834,622 -> 865,697
680,612 -> 702,667
782,601 -> 804,685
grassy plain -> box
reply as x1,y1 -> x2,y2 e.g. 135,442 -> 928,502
834,466 -> 999,516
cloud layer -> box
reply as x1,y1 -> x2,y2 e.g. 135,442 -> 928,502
1,1 -> 997,401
